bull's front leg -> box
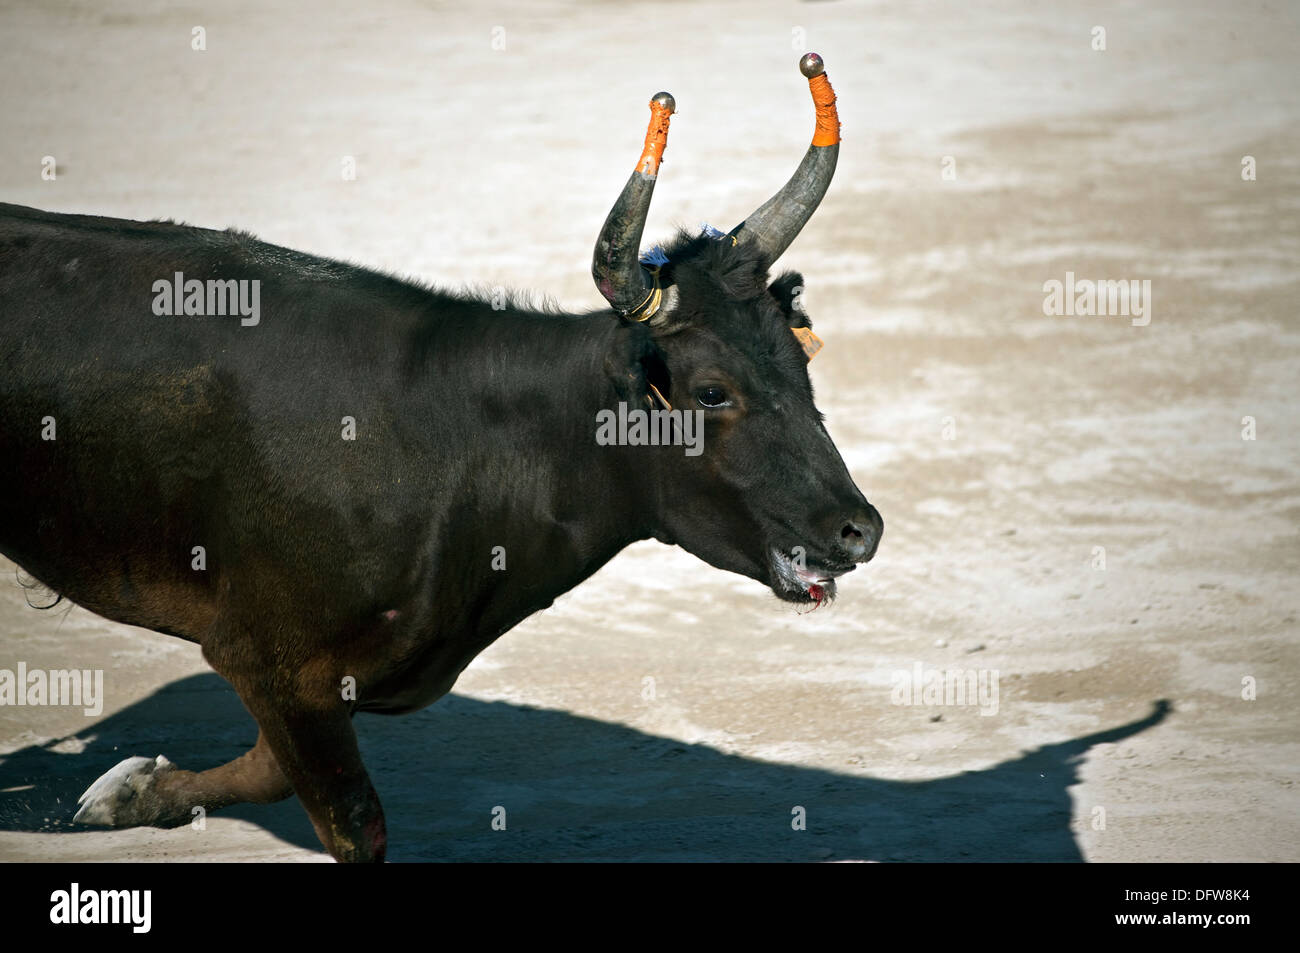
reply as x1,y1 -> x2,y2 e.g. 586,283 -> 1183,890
76,614 -> 389,863
77,677 -> 385,862
75,728 -> 294,828
236,687 -> 386,863
211,636 -> 388,863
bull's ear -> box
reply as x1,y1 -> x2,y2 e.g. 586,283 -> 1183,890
771,270 -> 823,362
605,324 -> 671,406
769,270 -> 809,328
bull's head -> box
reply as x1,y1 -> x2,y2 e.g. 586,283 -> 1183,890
592,53 -> 882,608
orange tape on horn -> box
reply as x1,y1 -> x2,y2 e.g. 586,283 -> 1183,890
809,73 -> 840,147
636,99 -> 674,176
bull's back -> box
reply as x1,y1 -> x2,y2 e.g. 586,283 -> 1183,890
0,204 -> 436,639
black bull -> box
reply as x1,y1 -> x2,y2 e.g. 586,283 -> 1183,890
0,56 -> 881,861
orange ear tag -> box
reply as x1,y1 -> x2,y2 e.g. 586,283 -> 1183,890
791,326 -> 824,361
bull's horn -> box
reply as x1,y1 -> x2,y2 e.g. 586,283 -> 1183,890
592,91 -> 676,320
727,53 -> 840,267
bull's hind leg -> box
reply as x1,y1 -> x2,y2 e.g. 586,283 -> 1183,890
74,729 -> 293,828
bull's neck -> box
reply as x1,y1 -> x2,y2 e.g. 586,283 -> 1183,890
413,302 -> 659,637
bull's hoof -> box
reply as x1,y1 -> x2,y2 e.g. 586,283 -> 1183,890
74,754 -> 183,827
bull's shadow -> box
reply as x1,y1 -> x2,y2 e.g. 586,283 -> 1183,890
0,673 -> 1169,861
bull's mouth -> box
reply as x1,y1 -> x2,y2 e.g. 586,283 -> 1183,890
769,548 -> 855,610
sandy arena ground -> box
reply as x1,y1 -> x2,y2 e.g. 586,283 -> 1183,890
0,0 -> 1297,861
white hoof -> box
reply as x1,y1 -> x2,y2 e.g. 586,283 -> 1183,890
74,755 -> 177,827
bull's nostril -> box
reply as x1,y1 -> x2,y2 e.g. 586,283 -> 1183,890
839,516 -> 879,561
841,522 -> 869,556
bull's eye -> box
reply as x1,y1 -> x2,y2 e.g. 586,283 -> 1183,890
696,386 -> 730,408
